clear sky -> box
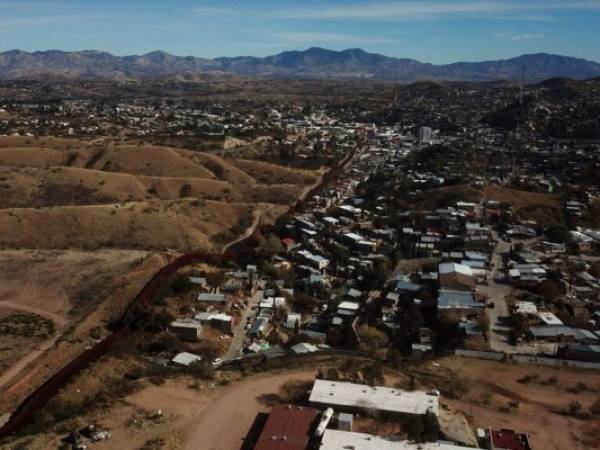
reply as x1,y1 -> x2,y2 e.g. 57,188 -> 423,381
1,0 -> 600,64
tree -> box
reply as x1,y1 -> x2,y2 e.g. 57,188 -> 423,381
476,314 -> 490,337
357,325 -> 389,351
205,271 -> 226,290
170,274 -> 195,294
386,348 -> 402,369
509,313 -> 530,337
363,360 -> 385,386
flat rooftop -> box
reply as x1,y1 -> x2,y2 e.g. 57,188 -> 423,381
309,380 -> 439,416
320,430 -> 474,450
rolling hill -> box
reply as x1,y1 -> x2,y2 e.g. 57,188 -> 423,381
0,136 -> 322,252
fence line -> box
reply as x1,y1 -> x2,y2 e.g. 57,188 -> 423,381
454,349 -> 600,370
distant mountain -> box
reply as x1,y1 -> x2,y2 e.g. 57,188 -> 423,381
1,48 -> 600,82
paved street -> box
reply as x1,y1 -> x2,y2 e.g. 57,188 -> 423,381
481,233 -> 514,352
481,233 -> 555,355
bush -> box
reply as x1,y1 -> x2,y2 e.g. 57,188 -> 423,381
279,380 -> 313,403
179,183 -> 192,198
170,274 -> 195,294
188,360 -> 215,380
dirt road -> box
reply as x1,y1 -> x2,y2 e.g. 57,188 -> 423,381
224,289 -> 262,361
101,369 -> 319,450
182,370 -> 317,450
0,335 -> 60,390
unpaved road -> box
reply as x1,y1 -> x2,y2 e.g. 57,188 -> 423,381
182,370 -> 317,450
0,335 -> 60,390
93,369 -> 320,450
224,289 -> 262,361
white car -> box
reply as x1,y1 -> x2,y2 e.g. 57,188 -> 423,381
212,358 -> 223,367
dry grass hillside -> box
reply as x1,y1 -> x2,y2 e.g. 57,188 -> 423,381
484,185 -> 563,226
0,136 -> 322,252
0,135 -> 324,422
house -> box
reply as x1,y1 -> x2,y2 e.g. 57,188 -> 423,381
285,313 -> 302,329
249,317 -> 269,337
253,404 -> 318,450
527,326 -> 598,343
437,289 -> 483,311
558,343 -> 600,363
169,320 -> 202,341
336,301 -> 360,316
438,263 -> 475,291
297,250 -> 330,270
394,279 -> 421,299
309,379 -> 439,417
490,428 -> 533,450
291,342 -> 319,354
320,430 -> 476,450
197,292 -> 227,303
537,312 -> 563,326
193,312 -> 234,334
514,301 -> 538,316
171,352 -> 202,367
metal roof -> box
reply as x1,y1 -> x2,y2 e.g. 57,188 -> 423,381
309,380 -> 439,416
320,430 -> 474,450
254,404 -> 318,450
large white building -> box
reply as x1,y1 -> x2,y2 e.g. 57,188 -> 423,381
309,380 -> 439,416
320,430 -> 474,450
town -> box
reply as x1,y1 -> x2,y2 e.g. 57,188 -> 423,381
0,76 -> 599,450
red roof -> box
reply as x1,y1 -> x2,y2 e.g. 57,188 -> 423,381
254,404 -> 318,450
491,429 -> 532,450
281,238 -> 295,247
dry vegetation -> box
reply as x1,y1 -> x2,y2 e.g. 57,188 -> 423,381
0,134 -> 322,433
400,184 -> 483,211
423,356 -> 600,450
0,136 -> 322,252
0,250 -> 167,418
484,184 -> 563,225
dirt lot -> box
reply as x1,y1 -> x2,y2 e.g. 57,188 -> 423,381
2,368 -> 321,450
402,184 -> 483,211
483,184 -> 563,226
431,356 -> 600,450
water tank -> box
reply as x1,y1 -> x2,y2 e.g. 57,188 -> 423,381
314,408 -> 334,437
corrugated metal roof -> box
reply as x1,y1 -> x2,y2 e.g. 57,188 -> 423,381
254,404 -> 318,450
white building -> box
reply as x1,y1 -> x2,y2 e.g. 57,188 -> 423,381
320,430 -> 474,450
309,380 -> 439,416
171,352 -> 202,367
418,126 -> 433,144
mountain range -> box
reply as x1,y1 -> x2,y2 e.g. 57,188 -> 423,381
1,47 -> 600,82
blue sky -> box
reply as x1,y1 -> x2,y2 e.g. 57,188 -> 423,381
1,0 -> 600,63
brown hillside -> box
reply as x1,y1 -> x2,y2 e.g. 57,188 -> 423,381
0,136 -> 321,251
